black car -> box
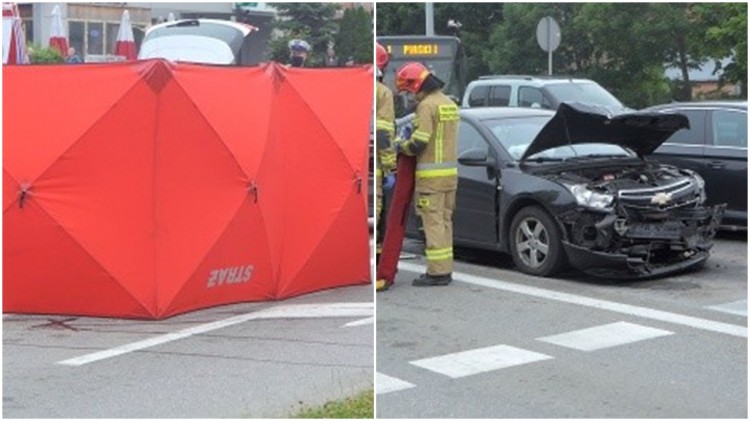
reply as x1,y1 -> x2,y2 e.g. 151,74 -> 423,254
646,101 -> 747,230
407,103 -> 724,278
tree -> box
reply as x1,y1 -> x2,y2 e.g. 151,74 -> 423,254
267,3 -> 340,66
433,3 -> 503,81
484,3 -> 554,76
376,3 -> 503,80
378,3 -> 745,107
334,7 -> 373,65
701,2 -> 747,96
375,3 -> 423,36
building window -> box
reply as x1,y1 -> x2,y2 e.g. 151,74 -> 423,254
68,20 -> 126,58
69,20 -> 85,59
106,23 -> 120,55
87,22 -> 103,55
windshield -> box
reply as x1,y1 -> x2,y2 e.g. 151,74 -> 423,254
483,116 -> 633,161
545,82 -> 624,109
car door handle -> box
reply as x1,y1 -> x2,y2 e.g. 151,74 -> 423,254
707,161 -> 726,169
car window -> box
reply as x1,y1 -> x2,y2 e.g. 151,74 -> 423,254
712,109 -> 747,148
482,116 -> 550,159
661,109 -> 706,145
468,85 -> 489,107
488,85 -> 511,106
458,120 -> 489,155
519,87 -> 552,109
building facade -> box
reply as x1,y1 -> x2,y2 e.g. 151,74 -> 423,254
18,2 -> 276,60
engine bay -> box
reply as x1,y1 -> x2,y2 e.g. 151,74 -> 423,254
555,163 -> 692,194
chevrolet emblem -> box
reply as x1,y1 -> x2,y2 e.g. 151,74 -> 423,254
650,192 -> 672,206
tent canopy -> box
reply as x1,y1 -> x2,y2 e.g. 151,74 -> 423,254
3,60 -> 372,319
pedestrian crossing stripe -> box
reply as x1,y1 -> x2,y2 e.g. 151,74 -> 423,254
705,300 -> 747,317
376,372 -> 416,394
410,345 -> 553,378
536,321 -> 674,351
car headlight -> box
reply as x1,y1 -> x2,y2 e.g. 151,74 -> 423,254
565,184 -> 614,211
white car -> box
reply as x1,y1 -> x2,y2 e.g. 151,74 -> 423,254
462,75 -> 627,111
138,19 -> 258,65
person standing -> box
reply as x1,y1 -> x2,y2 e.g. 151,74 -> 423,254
288,39 -> 310,67
325,46 -> 339,67
374,43 -> 397,291
393,62 -> 459,286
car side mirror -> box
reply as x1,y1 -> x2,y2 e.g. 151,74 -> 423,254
458,148 -> 491,167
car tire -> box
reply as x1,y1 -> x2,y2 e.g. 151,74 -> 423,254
509,206 -> 567,277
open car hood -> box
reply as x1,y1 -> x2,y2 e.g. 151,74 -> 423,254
520,102 -> 689,161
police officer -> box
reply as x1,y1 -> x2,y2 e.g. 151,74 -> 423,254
288,39 -> 311,67
375,43 -> 397,291
393,62 -> 459,286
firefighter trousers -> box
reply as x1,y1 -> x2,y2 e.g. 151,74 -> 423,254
414,189 -> 456,276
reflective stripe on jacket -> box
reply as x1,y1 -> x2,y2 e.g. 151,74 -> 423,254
399,90 -> 459,191
375,81 -> 396,177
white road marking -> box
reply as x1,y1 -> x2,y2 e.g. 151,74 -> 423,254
398,262 -> 747,338
705,300 -> 747,317
57,302 -> 373,366
410,345 -> 553,379
537,321 -> 674,351
342,317 -> 374,327
376,372 -> 416,394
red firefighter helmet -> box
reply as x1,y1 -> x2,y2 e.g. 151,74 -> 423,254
395,62 -> 431,94
376,43 -> 389,70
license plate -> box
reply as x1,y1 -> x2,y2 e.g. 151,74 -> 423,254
626,222 -> 683,239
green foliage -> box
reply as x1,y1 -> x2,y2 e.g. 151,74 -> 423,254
376,2 -> 746,108
293,390 -> 373,419
28,43 -> 64,64
702,2 -> 747,95
376,3 -> 423,35
267,3 -> 340,67
334,7 -> 373,65
376,3 -> 501,80
484,3 -> 549,75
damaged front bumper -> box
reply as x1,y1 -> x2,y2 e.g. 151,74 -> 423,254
559,204 -> 725,279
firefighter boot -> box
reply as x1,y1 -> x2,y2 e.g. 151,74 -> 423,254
412,273 -> 452,287
376,279 -> 390,292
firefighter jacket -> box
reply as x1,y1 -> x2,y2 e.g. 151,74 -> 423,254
375,81 -> 397,178
398,90 -> 459,192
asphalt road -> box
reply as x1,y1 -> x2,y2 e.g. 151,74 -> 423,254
3,284 -> 373,418
376,233 -> 747,418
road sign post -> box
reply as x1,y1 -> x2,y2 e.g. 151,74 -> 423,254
536,16 -> 561,76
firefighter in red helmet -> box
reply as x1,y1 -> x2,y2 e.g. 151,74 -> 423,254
375,43 -> 397,291
393,62 -> 459,286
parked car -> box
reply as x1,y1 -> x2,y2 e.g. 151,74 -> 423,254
407,103 -> 723,279
461,75 -> 628,112
645,101 -> 747,230
138,19 -> 259,65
